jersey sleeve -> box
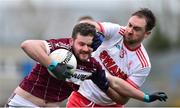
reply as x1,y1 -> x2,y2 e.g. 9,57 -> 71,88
43,38 -> 71,55
43,40 -> 51,55
127,67 -> 151,88
98,22 -> 123,41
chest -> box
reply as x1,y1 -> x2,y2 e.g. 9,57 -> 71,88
66,59 -> 98,85
97,43 -> 137,79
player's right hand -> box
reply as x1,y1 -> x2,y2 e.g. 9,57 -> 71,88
90,69 -> 109,92
144,92 -> 168,102
48,60 -> 74,80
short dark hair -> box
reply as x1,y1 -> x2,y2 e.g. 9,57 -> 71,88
132,8 -> 156,31
72,23 -> 96,39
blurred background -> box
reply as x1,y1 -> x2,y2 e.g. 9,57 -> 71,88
0,0 -> 179,107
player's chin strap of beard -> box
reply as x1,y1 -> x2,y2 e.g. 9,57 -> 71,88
91,32 -> 105,51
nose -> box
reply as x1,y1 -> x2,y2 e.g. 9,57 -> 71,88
127,27 -> 133,34
82,45 -> 89,51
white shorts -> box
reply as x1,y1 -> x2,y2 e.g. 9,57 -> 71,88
6,94 -> 38,107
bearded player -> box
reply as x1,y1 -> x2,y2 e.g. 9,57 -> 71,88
67,8 -> 168,107
5,23 -> 105,107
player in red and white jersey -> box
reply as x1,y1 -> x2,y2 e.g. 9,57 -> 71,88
67,8 -> 168,107
5,23 -> 104,107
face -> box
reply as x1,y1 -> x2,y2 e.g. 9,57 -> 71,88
124,16 -> 150,47
71,33 -> 93,61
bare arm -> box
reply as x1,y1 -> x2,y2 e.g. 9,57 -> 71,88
106,87 -> 129,105
107,74 -> 145,101
21,40 -> 51,67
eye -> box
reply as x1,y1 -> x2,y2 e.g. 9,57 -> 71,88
87,44 -> 91,48
79,42 -> 85,46
134,27 -> 141,31
128,23 -> 132,27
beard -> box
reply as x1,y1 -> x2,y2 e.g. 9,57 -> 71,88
125,39 -> 136,45
124,35 -> 142,46
76,51 -> 91,62
124,37 -> 136,45
72,46 -> 91,62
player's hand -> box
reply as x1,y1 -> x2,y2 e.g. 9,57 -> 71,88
144,92 -> 168,102
48,60 -> 74,80
91,32 -> 104,51
54,63 -> 74,78
90,69 -> 109,92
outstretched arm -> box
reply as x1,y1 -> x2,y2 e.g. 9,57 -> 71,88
107,74 -> 168,102
107,74 -> 144,101
91,69 -> 168,104
106,87 -> 129,105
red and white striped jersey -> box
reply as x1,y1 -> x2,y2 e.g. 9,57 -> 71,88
78,22 -> 151,105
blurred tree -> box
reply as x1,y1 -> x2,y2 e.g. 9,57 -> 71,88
147,25 -> 171,52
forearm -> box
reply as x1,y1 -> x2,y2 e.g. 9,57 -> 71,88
79,20 -> 101,32
91,69 -> 168,103
107,75 -> 145,101
106,87 -> 129,105
21,40 -> 51,67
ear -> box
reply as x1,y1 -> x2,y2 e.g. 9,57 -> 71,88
69,38 -> 73,46
145,31 -> 151,38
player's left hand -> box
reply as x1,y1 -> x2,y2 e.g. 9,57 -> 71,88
144,92 -> 168,102
91,32 -> 104,51
89,69 -> 109,92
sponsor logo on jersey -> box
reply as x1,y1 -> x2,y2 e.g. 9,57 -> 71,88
48,41 -> 71,50
115,44 -> 120,49
99,50 -> 127,79
55,42 -> 71,49
71,72 -> 88,81
66,69 -> 92,85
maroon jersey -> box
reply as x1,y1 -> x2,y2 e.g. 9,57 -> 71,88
19,38 -> 102,102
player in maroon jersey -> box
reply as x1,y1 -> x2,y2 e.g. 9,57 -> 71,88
5,23 -> 104,107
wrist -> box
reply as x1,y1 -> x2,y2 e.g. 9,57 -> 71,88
144,94 -> 150,102
101,80 -> 109,93
48,60 -> 59,71
104,81 -> 109,92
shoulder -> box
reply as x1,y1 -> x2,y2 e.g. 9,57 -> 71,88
46,38 -> 71,44
135,45 -> 151,68
99,22 -> 121,32
89,57 -> 103,70
45,38 -> 71,52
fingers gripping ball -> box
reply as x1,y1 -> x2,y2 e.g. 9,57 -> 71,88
48,49 -> 77,80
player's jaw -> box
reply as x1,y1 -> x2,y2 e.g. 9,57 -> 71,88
78,50 -> 91,61
72,46 -> 91,61
124,33 -> 144,48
